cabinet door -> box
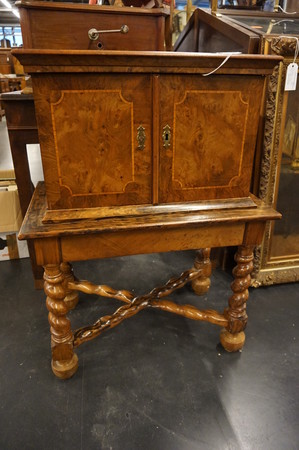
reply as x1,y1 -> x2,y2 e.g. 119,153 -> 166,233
33,74 -> 152,209
158,74 -> 264,203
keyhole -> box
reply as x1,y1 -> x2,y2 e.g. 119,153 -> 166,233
163,125 -> 171,148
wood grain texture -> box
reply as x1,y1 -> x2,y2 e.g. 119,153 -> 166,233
12,50 -> 282,75
173,90 -> 248,189
19,183 -> 281,241
72,267 -> 228,347
18,1 -> 169,51
11,50 -> 281,217
219,245 -> 254,351
152,75 -> 160,205
243,221 -> 266,246
33,74 -> 152,210
158,75 -> 264,202
51,89 -> 134,195
34,237 -> 61,266
42,196 -> 256,224
61,224 -> 244,262
225,245 -> 254,335
220,329 -> 245,352
68,279 -> 134,304
191,248 -> 212,295
11,50 -> 277,221
60,262 -> 79,310
44,264 -> 78,379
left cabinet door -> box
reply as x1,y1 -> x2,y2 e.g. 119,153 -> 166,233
33,73 -> 153,209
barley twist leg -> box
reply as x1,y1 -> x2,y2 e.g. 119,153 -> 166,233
220,245 -> 254,352
44,264 -> 78,379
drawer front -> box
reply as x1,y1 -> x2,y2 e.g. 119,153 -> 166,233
158,74 -> 265,203
33,74 -> 152,209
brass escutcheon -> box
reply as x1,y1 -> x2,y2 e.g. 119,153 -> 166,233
137,125 -> 146,150
162,124 -> 171,149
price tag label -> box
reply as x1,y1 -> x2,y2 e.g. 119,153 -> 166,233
285,63 -> 298,91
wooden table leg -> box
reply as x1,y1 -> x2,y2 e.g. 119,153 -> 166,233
220,245 -> 254,352
191,248 -> 212,295
44,264 -> 78,379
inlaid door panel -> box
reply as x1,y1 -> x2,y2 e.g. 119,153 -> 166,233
32,74 -> 152,209
158,75 -> 265,203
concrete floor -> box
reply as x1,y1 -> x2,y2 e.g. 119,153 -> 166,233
0,253 -> 298,450
0,113 -> 299,450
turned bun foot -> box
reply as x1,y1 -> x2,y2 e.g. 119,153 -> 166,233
52,354 -> 79,379
64,292 -> 79,310
220,328 -> 245,352
191,278 -> 211,295
192,248 -> 211,296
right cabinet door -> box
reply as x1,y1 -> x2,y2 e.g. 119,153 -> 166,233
158,74 -> 264,203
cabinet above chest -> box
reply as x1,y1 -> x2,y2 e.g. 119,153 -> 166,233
13,50 -> 281,222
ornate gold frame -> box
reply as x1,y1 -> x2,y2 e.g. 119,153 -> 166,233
252,36 -> 299,286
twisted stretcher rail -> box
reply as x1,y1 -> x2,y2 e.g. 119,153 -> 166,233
68,268 -> 228,347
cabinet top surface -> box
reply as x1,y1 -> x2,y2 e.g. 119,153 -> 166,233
16,0 -> 169,16
12,49 -> 282,74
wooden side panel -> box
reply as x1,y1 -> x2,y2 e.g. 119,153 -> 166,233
32,73 -> 152,209
159,75 -> 265,203
174,9 -> 259,54
18,8 -> 33,48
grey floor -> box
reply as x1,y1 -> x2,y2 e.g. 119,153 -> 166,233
0,117 -> 299,450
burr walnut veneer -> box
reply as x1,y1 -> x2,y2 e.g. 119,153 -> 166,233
14,50 -> 281,379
